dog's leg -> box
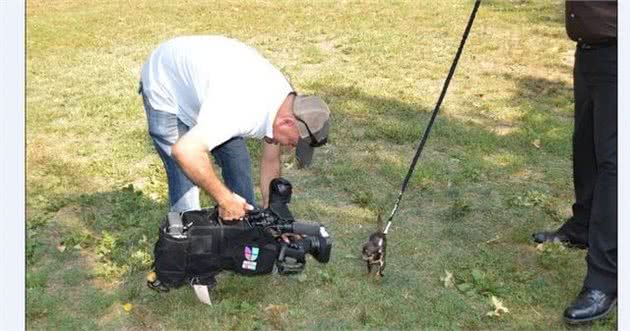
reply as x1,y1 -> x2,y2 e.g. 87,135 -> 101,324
381,259 -> 386,277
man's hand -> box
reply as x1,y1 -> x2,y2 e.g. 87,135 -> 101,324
218,193 -> 254,221
172,129 -> 253,220
279,233 -> 302,244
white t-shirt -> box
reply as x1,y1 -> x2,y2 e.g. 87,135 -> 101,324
140,35 -> 293,151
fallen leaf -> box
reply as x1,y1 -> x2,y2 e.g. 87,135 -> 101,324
56,243 -> 66,252
485,235 -> 500,244
123,303 -> 133,312
440,270 -> 454,288
552,238 -> 564,251
532,139 -> 541,149
486,296 -> 509,317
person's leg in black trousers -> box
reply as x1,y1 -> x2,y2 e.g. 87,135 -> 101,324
563,45 -> 617,324
532,73 -> 593,246
579,45 -> 618,293
565,47 -> 598,242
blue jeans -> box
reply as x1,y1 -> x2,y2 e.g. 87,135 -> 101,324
142,93 -> 256,212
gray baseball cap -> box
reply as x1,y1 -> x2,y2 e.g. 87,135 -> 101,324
293,95 -> 330,168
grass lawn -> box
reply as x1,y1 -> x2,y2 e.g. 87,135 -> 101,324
26,0 -> 617,329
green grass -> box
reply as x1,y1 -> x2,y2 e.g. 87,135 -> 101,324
26,0 -> 616,329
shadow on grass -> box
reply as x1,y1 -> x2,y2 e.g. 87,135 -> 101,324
29,183 -> 361,329
26,184 -> 168,327
506,73 -> 573,112
293,80 -> 607,329
503,73 -> 574,157
305,76 -> 572,194
27,73 -> 605,329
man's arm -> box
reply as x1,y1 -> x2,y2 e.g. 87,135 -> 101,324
260,140 -> 281,207
172,131 -> 251,220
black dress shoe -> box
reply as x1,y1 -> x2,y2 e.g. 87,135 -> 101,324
532,230 -> 587,249
564,288 -> 617,324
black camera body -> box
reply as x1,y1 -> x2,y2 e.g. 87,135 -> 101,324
149,178 -> 332,291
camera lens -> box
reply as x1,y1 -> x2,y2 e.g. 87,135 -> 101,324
301,236 -> 332,263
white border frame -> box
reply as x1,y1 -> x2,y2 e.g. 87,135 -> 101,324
0,1 -> 625,330
0,0 -> 26,330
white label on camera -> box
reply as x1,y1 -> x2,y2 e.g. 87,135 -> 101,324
242,260 -> 257,270
320,227 -> 330,238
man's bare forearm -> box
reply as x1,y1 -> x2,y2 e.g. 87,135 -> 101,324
172,136 -> 232,206
260,142 -> 281,207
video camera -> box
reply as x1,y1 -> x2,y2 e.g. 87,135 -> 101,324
148,178 -> 332,292
242,178 -> 332,273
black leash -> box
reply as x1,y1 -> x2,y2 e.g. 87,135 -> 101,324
384,0 -> 481,234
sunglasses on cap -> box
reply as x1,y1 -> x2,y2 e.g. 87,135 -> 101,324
295,116 -> 327,147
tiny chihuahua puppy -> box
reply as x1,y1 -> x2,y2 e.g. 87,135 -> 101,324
361,213 -> 387,277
